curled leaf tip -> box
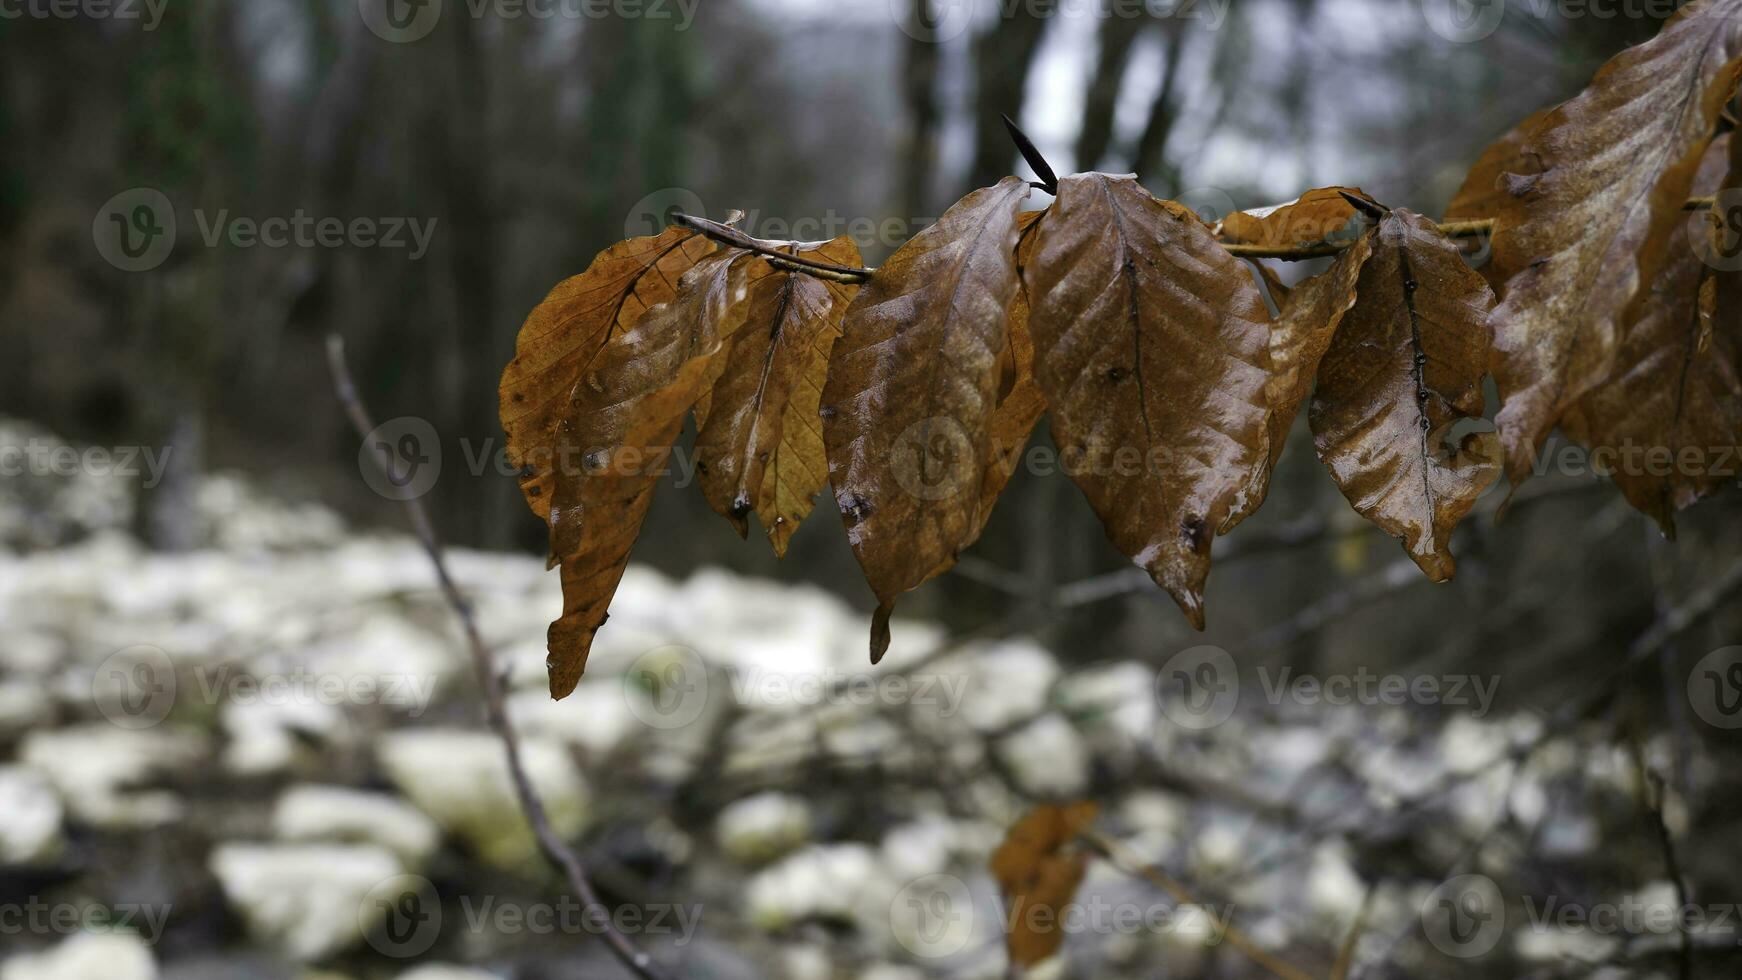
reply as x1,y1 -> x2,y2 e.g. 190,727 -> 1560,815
1002,112 -> 1059,195
1168,587 -> 1207,631
1338,190 -> 1390,220
869,603 -> 894,665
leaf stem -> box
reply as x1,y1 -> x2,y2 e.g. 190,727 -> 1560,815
1228,197 -> 1715,261
672,212 -> 874,284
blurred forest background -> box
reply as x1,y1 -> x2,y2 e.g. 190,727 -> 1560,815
7,1 -> 1742,978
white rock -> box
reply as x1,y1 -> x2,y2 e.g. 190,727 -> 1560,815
716,792 -> 811,864
394,967 -> 504,980
0,679 -> 51,733
220,697 -> 349,777
1513,924 -> 1620,963
272,784 -> 441,866
0,767 -> 62,864
19,725 -> 208,828
506,682 -> 639,758
377,729 -> 589,868
209,842 -> 403,961
1305,841 -> 1366,919
1056,661 -> 1157,741
0,932 -> 157,980
746,844 -> 888,932
995,713 -> 1088,796
945,640 -> 1059,734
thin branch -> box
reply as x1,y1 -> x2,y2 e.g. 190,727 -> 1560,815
1330,884 -> 1376,980
325,336 -> 674,980
1226,197 -> 1715,261
1645,771 -> 1694,980
671,212 -> 873,284
1078,829 -> 1319,980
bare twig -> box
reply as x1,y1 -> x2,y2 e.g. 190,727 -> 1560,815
671,212 -> 873,283
1645,771 -> 1694,980
325,336 -> 675,980
1222,197 -> 1714,261
1079,829 -> 1319,980
1330,884 -> 1376,980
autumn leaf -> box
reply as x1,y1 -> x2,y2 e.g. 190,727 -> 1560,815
1562,135 -> 1742,537
822,177 -> 1032,662
1444,107 -> 1553,229
989,802 -> 1099,970
1719,107 -> 1742,350
1219,186 -> 1381,249
972,208 -> 1051,539
1444,107 -> 1554,289
1250,232 -> 1374,497
1024,172 -> 1272,629
1309,209 -> 1499,581
1488,0 -> 1742,494
545,251 -> 754,698
692,237 -> 862,555
501,224 -> 715,519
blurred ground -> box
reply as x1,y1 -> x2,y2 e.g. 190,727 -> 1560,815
4,420 -> 1742,979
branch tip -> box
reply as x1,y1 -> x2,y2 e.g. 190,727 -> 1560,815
1002,113 -> 1059,196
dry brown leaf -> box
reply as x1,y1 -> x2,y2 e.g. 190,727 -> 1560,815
1562,136 -> 1742,537
1488,1 -> 1742,493
1445,107 -> 1555,290
692,237 -> 862,555
1444,107 -> 1554,228
1254,234 -> 1374,486
1309,210 -> 1500,581
822,177 -> 1032,662
501,225 -> 714,519
1025,172 -> 1273,629
989,802 -> 1099,970
1720,106 -> 1742,354
545,251 -> 754,698
975,208 -> 1051,527
1219,186 -> 1381,249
